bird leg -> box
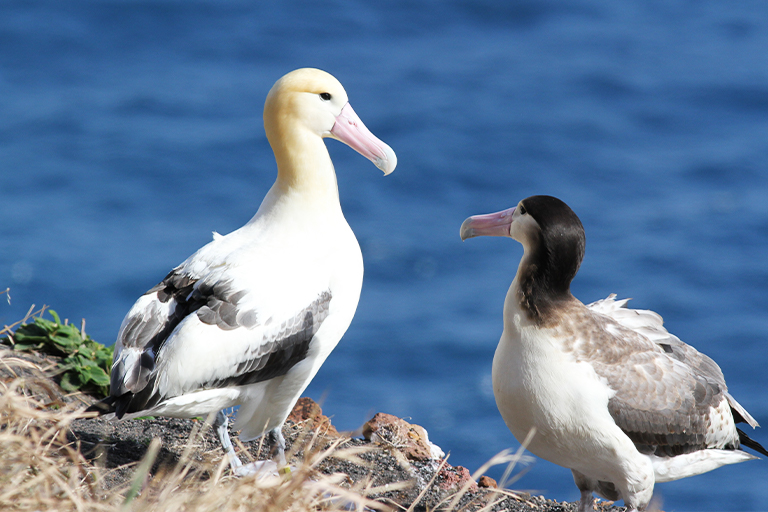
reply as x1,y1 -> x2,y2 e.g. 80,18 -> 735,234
212,411 -> 290,477
212,410 -> 244,471
572,469 -> 596,512
268,425 -> 292,476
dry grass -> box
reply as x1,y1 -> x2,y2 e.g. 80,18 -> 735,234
0,373 -> 534,512
0,375 -> 403,512
0,378 -> 112,511
0,302 -> 49,342
0,307 -> 402,512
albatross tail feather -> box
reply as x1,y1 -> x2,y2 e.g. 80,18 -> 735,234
738,428 -> 768,457
651,449 -> 757,483
84,396 -> 117,416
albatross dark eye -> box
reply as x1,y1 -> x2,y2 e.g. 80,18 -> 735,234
519,204 -> 527,215
320,92 -> 332,101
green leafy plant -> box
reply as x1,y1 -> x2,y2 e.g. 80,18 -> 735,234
2,309 -> 114,398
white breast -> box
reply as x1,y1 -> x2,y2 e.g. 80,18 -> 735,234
493,287 -> 651,483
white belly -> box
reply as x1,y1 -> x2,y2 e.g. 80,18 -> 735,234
492,323 -> 649,485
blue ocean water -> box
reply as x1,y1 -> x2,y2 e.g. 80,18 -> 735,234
2,1 -> 768,510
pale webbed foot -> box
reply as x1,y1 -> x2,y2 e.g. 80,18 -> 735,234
231,459 -> 280,478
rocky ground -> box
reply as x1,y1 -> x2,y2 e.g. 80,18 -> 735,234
1,345 -> 625,512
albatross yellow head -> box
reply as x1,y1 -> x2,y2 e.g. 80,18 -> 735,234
264,68 -> 397,177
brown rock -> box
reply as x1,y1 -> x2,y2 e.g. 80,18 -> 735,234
286,397 -> 338,436
362,412 -> 442,461
437,464 -> 478,492
478,475 -> 498,488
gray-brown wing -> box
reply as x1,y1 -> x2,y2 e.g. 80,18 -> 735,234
587,295 -> 759,428
567,305 -> 738,457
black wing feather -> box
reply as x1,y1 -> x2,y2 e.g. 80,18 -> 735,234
110,285 -> 332,418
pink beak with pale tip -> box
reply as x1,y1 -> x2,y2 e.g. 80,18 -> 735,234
330,102 -> 397,175
460,207 -> 517,241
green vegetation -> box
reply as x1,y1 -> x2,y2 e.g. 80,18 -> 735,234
1,309 -> 113,398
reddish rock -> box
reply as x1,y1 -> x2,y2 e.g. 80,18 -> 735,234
286,397 -> 338,436
437,464 -> 478,492
362,412 -> 443,461
478,475 -> 498,488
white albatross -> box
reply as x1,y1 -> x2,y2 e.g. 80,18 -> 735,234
460,195 -> 766,511
89,68 -> 396,476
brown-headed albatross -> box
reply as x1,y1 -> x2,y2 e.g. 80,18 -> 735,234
460,195 -> 766,512
89,68 -> 396,476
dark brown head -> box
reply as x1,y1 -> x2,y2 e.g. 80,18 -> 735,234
461,195 -> 586,322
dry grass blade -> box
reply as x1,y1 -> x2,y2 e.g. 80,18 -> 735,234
405,455 -> 449,512
444,427 -> 536,512
0,303 -> 48,342
327,444 -> 378,468
497,427 -> 536,489
0,354 -> 39,378
0,378 -> 115,511
123,437 -> 161,506
106,413 -> 406,512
